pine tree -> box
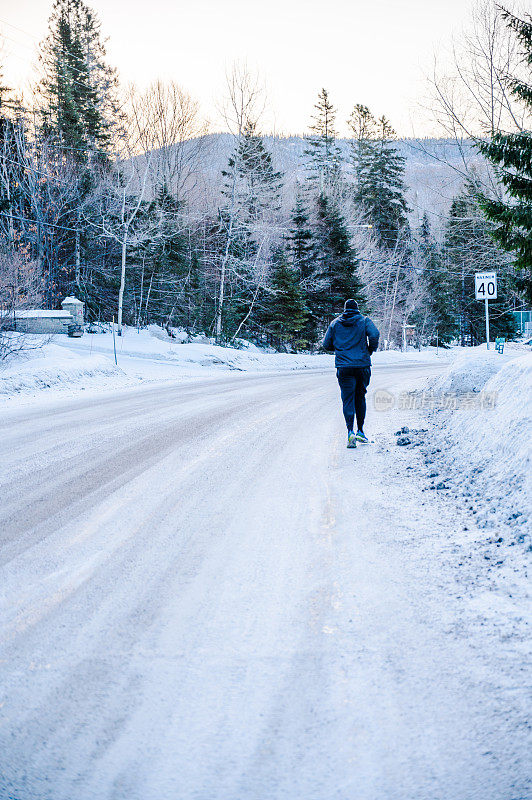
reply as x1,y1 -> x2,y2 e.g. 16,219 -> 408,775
136,183 -> 187,326
352,113 -> 409,248
418,213 -> 457,344
286,194 -> 315,279
184,250 -> 204,331
304,89 -> 342,195
267,261 -> 309,348
347,104 -> 377,187
0,75 -> 29,224
311,194 -> 366,325
444,183 -> 516,345
222,119 -> 283,224
478,8 -> 532,302
39,0 -> 119,161
0,75 -> 17,219
35,1 -> 120,303
419,212 -> 431,243
217,120 -> 283,339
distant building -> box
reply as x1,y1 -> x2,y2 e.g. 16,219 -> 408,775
404,325 -> 416,345
512,310 -> 532,338
401,323 -> 416,349
5,297 -> 85,336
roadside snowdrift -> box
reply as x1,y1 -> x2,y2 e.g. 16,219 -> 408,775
0,341 -> 129,396
429,347 -> 509,393
63,326 -> 443,374
428,349 -> 532,533
0,326 -> 448,400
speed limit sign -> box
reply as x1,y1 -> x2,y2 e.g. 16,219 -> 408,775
475,272 -> 497,300
475,272 -> 497,350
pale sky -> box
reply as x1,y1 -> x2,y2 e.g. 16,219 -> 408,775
0,0 -> 477,137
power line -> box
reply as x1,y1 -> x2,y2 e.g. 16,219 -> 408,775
0,35 -> 114,106
0,24 -> 519,286
0,153 -> 79,180
1,148 -> 482,243
0,210 -> 80,233
0,209 -> 502,279
0,23 -> 122,141
358,256 -> 482,279
0,16 -> 118,91
0,17 -> 40,41
6,124 -> 120,157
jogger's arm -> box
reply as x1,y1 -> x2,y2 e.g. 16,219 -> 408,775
365,318 -> 380,354
322,323 -> 335,352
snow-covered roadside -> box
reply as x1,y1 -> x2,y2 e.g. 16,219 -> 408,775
329,387 -> 531,795
366,346 -> 531,679
423,346 -> 531,535
57,325 -> 449,374
0,341 -> 132,396
0,326 -> 451,403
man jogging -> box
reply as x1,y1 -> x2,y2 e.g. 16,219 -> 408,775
322,299 -> 380,448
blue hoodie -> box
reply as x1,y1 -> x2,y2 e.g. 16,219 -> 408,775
322,310 -> 380,367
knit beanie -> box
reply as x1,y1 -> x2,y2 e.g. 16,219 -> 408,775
344,299 -> 359,312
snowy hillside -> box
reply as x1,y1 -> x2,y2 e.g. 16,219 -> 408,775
135,134 -> 482,236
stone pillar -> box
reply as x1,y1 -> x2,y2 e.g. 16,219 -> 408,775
61,296 -> 84,336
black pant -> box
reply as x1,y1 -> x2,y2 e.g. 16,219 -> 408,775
336,366 -> 371,432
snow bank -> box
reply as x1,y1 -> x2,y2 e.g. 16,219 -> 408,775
0,325 -> 451,401
0,339 -> 129,396
428,349 -> 532,533
67,326 -> 447,373
373,346 -> 451,366
428,345 -> 521,394
64,326 -> 338,373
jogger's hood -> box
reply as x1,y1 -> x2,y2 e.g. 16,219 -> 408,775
339,309 -> 363,326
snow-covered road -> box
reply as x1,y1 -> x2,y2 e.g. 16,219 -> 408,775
0,364 -> 529,800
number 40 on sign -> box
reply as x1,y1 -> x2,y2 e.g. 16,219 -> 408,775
475,271 -> 497,350
475,272 -> 497,300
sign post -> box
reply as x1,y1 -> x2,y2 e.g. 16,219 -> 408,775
475,272 -> 497,350
112,315 -> 118,365
485,297 -> 490,349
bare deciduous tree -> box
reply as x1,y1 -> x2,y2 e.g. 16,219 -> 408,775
432,1 -> 528,138
84,134 -> 152,335
425,0 -> 529,189
214,65 -> 266,340
127,80 -> 208,205
0,247 -> 43,361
